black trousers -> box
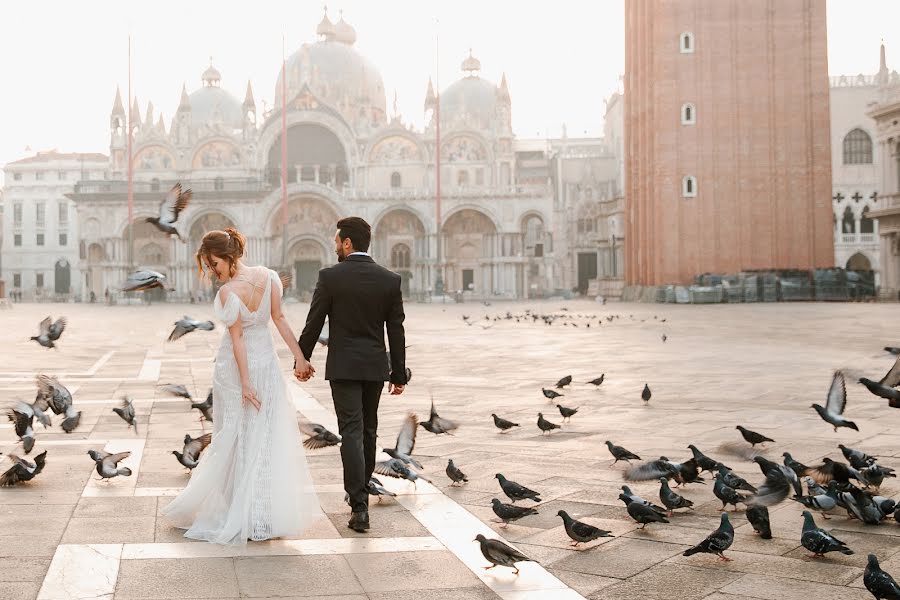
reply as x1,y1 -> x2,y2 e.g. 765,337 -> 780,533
329,380 -> 385,513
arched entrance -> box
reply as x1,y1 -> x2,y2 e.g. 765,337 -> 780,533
54,259 -> 71,295
373,209 -> 426,296
268,196 -> 340,283
287,239 -> 328,295
846,252 -> 872,271
267,123 -> 349,188
390,243 -> 412,296
443,209 -> 497,294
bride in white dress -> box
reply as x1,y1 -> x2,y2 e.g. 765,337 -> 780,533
162,227 -> 323,544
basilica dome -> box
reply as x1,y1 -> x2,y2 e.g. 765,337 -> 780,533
275,10 -> 386,127
440,50 -> 501,129
189,63 -> 243,128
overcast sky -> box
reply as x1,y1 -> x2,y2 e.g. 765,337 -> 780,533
0,0 -> 896,185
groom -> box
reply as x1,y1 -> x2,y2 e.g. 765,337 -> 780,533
296,216 -> 407,532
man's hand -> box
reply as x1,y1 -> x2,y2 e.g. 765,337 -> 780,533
388,383 -> 405,395
294,358 -> 315,382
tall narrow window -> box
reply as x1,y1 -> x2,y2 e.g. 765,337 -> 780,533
58,202 -> 68,226
682,176 -> 697,198
35,202 -> 45,227
681,103 -> 696,125
390,172 -> 402,188
680,32 -> 694,53
842,128 -> 873,164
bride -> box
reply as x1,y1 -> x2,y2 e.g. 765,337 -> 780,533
161,227 -> 323,544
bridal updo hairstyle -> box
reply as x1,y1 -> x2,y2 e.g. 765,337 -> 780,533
195,227 -> 246,279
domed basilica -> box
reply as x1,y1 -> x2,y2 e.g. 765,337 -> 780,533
68,10 -> 624,301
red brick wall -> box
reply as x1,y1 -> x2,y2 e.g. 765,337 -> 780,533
625,0 -> 835,285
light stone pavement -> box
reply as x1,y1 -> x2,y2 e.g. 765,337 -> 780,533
1,298 -> 899,600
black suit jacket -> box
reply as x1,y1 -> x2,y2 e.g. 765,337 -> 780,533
298,254 -> 407,384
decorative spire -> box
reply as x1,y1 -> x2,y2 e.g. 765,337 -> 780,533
424,77 -> 436,110
202,57 -> 221,87
334,9 -> 357,45
878,40 -> 889,85
111,86 -> 125,115
243,80 -> 255,108
392,89 -> 399,120
497,72 -> 510,103
316,5 -> 335,41
130,96 -> 141,127
156,113 -> 166,135
144,101 -> 154,130
461,48 -> 481,76
178,83 -> 191,111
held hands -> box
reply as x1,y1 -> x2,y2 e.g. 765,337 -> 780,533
388,383 -> 405,396
241,382 -> 260,411
294,356 -> 316,382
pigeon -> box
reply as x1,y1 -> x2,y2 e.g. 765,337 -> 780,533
886,347 -> 900,355
745,505 -> 772,539
683,513 -> 734,561
713,473 -> 747,511
107,397 -> 138,435
811,372 -> 858,431
557,510 -> 612,546
87,449 -> 132,481
865,554 -> 900,600
587,375 -> 605,387
31,316 -> 66,348
806,458 -> 857,485
542,388 -> 563,401
556,404 -> 578,422
172,433 -> 212,470
800,510 -> 853,557
419,397 -> 458,435
367,476 -> 397,503
749,463 -> 802,507
7,401 -> 36,454
619,493 -> 670,528
858,356 -> 900,407
446,459 -> 468,486
859,464 -> 896,490
30,400 -> 51,429
167,316 -> 215,341
474,534 -> 533,575
492,414 -> 520,433
160,384 -> 192,400
839,444 -> 876,470
121,270 -> 170,293
298,420 -> 340,449
624,457 -> 680,482
0,451 -> 47,486
620,485 -> 668,515
605,441 -> 641,464
735,425 -> 774,447
555,375 -> 572,389
661,333 -> 667,343
537,412 -> 561,435
659,477 -> 694,516
752,456 -> 783,478
782,452 -> 809,477
190,389 -> 213,424
375,457 -> 431,486
688,445 -> 725,473
34,374 -> 80,433
145,183 -> 191,239
491,498 -> 538,527
843,486 -> 886,525
495,473 -> 541,503
717,464 -> 757,493
384,414 -> 421,468
793,481 -> 840,519
641,384 -> 651,403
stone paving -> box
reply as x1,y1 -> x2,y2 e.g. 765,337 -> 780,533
1,298 -> 899,599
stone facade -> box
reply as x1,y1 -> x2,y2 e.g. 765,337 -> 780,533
624,0 -> 834,286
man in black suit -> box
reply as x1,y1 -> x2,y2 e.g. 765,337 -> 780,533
296,216 -> 407,532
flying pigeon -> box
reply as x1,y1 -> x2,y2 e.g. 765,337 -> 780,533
735,425 -> 774,447
542,388 -> 564,401
641,384 -> 651,403
167,316 -> 215,342
859,464 -> 896,490
661,333 -> 667,343
190,389 -> 213,424
474,534 -> 533,575
492,414 -> 520,433
366,476 -> 397,503
495,473 -> 541,503
556,404 -> 578,422
121,270 -> 170,293
7,401 -> 36,454
537,412 -> 561,435
717,464 -> 757,493
624,457 -> 680,482
374,458 -> 431,486
587,374 -> 605,387
160,384 -> 192,400
172,433 -> 212,470
782,452 -> 809,477
683,513 -> 734,561
858,355 -> 900,407
298,420 -> 340,449
383,414 -> 421,468
619,493 -> 669,528
748,462 -> 802,507
112,396 -> 138,434
800,510 -> 853,557
605,441 -> 641,464
886,347 -> 900,355
557,510 -> 612,547
806,458 -> 858,485
87,449 -> 132,482
555,375 -> 572,389
491,498 -> 538,527
0,451 -> 47,486
811,371 -> 858,431
34,374 -> 80,433
865,554 -> 900,600
145,183 -> 192,239
659,477 -> 694,516
446,459 -> 468,486
419,397 -> 458,435
745,505 -> 772,539
31,316 -> 66,348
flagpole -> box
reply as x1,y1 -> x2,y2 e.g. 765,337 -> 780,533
280,33 -> 288,269
127,34 -> 134,271
434,22 -> 444,298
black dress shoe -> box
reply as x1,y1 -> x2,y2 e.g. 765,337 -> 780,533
348,511 -> 370,532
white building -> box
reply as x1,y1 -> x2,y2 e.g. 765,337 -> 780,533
1,151 -> 108,300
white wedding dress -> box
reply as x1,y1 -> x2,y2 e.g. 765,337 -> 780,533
162,267 -> 322,545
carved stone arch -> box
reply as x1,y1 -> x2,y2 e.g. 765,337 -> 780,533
256,109 -> 359,169
366,131 -> 426,164
846,251 -> 873,271
371,207 -> 427,265
264,193 -> 343,238
440,132 -> 492,164
442,204 -> 502,233
134,143 -> 176,170
192,139 -> 243,169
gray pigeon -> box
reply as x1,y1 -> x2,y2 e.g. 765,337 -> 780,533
172,433 -> 212,470
491,498 -> 538,527
858,355 -> 900,408
556,404 -> 578,422
557,510 -> 612,547
383,414 -> 421,468
792,481 -> 840,520
298,420 -> 340,449
619,493 -> 669,528
419,397 -> 458,435
641,384 -> 651,403
713,474 -> 747,511
35,374 -> 80,433
555,375 -> 572,389
190,389 -> 213,424
87,449 -> 132,481
31,316 -> 66,349
605,441 -> 641,464
167,316 -> 215,341
800,510 -> 853,557
375,458 -> 431,486
112,396 -> 138,434
745,505 -> 772,539
587,374 -> 605,386
735,425 -> 774,447
839,444 -> 876,470
474,534 -> 533,575
811,372 -> 858,432
717,465 -> 757,493
495,473 -> 541,503
121,269 -> 170,293
7,401 -> 36,454
542,388 -> 563,401
683,513 -> 734,561
659,477 -> 694,516
620,485 -> 667,515
864,554 -> 900,600
537,413 -> 561,435
144,183 -> 191,239
446,459 -> 468,486
366,476 -> 397,503
0,451 -> 47,486
160,384 -> 192,400
492,414 -> 519,432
